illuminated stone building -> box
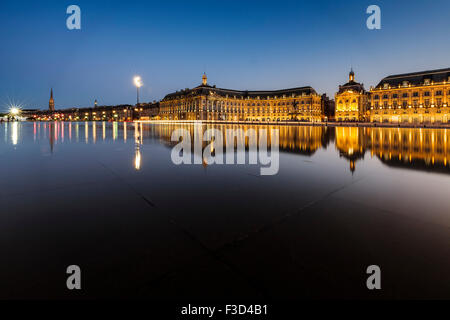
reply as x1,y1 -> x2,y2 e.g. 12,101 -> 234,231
369,68 -> 450,124
159,74 -> 324,122
49,88 -> 55,111
335,69 -> 368,121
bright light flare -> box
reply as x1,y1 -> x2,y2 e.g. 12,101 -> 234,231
134,76 -> 143,88
9,107 -> 20,115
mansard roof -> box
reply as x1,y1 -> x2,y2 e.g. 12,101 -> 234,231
375,68 -> 450,89
163,84 -> 317,100
338,81 -> 365,94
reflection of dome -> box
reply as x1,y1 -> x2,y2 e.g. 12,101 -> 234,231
338,148 -> 366,174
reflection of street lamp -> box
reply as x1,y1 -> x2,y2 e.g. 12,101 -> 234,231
134,123 -> 142,170
134,76 -> 143,106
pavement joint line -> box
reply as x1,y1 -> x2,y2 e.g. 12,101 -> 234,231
330,193 -> 450,232
97,160 -> 268,297
97,160 -> 156,207
94,160 -> 366,298
212,176 -> 366,254
0,176 -> 120,199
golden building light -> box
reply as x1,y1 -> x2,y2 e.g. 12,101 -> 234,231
368,68 -> 450,124
159,74 -> 323,122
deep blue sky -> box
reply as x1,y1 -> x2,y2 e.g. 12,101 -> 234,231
0,0 -> 449,111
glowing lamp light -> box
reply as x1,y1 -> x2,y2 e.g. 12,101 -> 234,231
134,76 -> 143,88
9,107 -> 20,115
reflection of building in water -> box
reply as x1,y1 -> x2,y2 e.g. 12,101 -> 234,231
48,122 -> 55,153
368,128 -> 450,172
159,74 -> 324,122
335,127 -> 367,173
28,121 -> 449,174
335,69 -> 368,122
369,68 -> 450,124
335,126 -> 450,173
277,126 -> 332,155
147,123 -> 333,156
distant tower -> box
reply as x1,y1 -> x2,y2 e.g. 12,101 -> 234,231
202,73 -> 207,85
49,88 -> 55,111
349,68 -> 355,82
94,99 -> 98,108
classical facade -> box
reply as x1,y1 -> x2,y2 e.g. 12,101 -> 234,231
369,68 -> 450,124
159,74 -> 324,122
35,67 -> 450,126
335,69 -> 368,121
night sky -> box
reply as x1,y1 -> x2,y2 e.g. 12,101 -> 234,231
1,0 -> 449,111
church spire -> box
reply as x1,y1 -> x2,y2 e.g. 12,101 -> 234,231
49,88 -> 55,111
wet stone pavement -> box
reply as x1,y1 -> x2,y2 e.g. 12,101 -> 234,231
1,122 -> 450,299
